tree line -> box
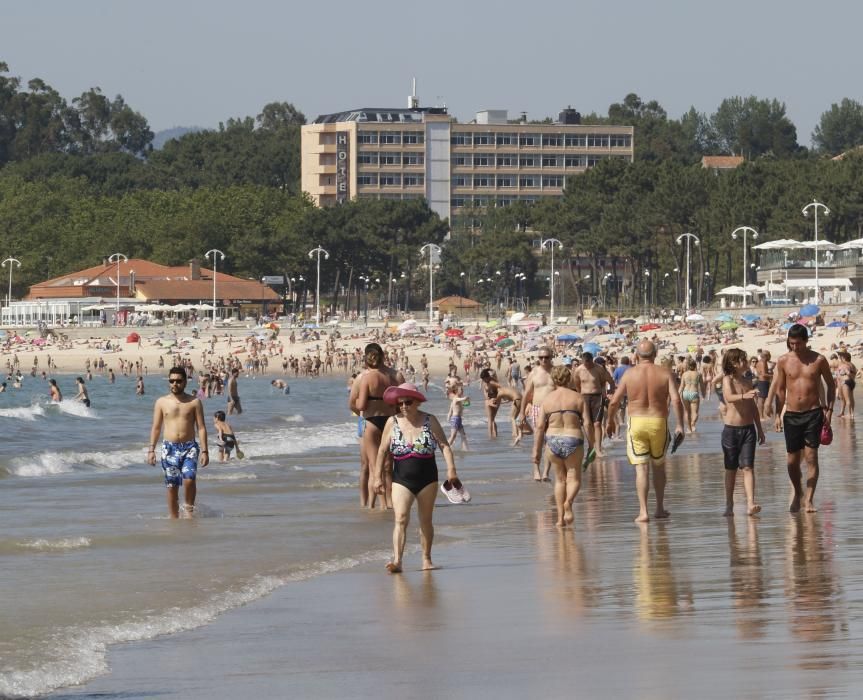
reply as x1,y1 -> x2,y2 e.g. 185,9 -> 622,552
4,59 -> 863,310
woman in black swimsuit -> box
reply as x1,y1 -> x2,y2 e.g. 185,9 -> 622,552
356,343 -> 397,509
373,383 -> 460,573
479,368 -> 500,437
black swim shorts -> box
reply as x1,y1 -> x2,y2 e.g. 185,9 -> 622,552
783,408 -> 823,453
721,424 -> 757,470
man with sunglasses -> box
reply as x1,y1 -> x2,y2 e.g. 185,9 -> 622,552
147,367 -> 209,518
518,346 -> 556,481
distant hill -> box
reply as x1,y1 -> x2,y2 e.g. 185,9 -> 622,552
151,126 -> 207,149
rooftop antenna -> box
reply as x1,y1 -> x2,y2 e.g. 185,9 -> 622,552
408,77 -> 419,109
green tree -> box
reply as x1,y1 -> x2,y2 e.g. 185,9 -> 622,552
710,96 -> 799,159
812,98 -> 863,156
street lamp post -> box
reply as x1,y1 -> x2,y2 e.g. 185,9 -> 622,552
643,269 -> 650,314
108,253 -> 128,322
419,243 -> 441,326
731,226 -> 758,308
2,257 -> 21,310
204,249 -> 225,325
675,233 -> 700,312
802,200 -> 830,303
307,245 -> 330,326
541,238 -> 563,324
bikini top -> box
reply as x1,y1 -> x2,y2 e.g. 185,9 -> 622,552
390,415 -> 437,459
545,409 -> 583,427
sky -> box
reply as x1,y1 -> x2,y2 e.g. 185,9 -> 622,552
3,0 -> 861,146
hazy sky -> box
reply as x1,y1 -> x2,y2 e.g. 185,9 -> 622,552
3,0 -> 860,145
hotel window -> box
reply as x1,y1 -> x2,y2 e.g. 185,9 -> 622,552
543,175 -> 564,187
357,174 -> 378,185
565,134 -> 586,147
380,132 -> 401,144
519,134 -> 538,146
520,156 -> 538,167
403,174 -> 425,187
587,155 -> 605,167
402,131 -> 425,144
451,133 -> 472,145
519,176 -> 538,188
453,155 -> 470,166
565,155 -> 585,168
610,134 -> 631,148
542,134 -> 563,147
473,133 -> 492,145
380,174 -> 401,186
587,134 -> 609,148
402,153 -> 424,166
473,154 -> 491,167
474,176 -> 492,188
496,133 -> 516,145
497,176 -> 515,188
496,154 -> 516,167
497,198 -> 513,207
542,156 -> 560,167
474,197 -> 489,207
451,197 -> 466,207
357,152 -> 378,165
380,153 -> 400,166
359,132 -> 378,144
452,175 -> 468,187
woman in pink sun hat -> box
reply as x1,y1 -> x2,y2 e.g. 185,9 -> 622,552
373,383 -> 464,573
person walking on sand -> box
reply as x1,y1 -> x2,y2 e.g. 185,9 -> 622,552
679,358 -> 705,433
720,349 -> 765,516
372,383 -> 461,573
227,367 -> 242,415
533,365 -> 591,527
446,385 -> 470,450
765,323 -> 835,513
147,367 -> 209,518
518,346 -> 556,481
572,351 -> 615,460
606,340 -> 685,523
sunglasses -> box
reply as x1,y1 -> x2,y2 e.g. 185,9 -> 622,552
168,378 -> 186,384
397,400 -> 414,407
538,356 -> 552,360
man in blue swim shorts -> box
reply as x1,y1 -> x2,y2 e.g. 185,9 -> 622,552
147,366 -> 209,518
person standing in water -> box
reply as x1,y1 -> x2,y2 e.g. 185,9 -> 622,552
147,367 -> 209,518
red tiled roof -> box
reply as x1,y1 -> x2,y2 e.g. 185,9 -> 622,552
701,155 -> 744,169
136,279 -> 279,302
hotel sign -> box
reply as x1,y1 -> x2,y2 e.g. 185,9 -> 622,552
336,131 -> 349,204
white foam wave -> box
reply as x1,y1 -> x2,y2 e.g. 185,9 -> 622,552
9,448 -> 141,478
52,401 -> 97,419
17,537 -> 92,551
280,414 -> 305,423
202,472 -> 259,481
306,480 -> 354,489
0,404 -> 46,421
0,548 -> 389,699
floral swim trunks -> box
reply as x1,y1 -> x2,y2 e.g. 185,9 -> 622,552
160,440 -> 199,488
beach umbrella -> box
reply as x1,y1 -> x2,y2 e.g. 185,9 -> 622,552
618,318 -> 636,326
593,318 -> 610,327
741,314 -> 761,324
827,321 -> 848,328
719,321 -> 739,330
715,313 -> 734,322
125,332 -> 140,343
582,342 -> 602,355
557,333 -> 582,342
781,322 -> 793,330
484,320 -> 499,328
685,313 -> 705,322
509,312 -> 526,323
800,303 -> 820,317
639,323 -> 661,332
467,334 -> 484,341
496,337 -> 515,348
444,328 -> 464,337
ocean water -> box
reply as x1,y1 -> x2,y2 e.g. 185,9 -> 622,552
0,371 -> 524,698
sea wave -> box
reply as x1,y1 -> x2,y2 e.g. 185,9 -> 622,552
0,548 -> 390,699
17,537 -> 92,551
6,448 -> 142,477
0,404 -> 46,421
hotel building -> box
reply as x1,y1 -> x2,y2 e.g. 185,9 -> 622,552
301,97 -> 634,227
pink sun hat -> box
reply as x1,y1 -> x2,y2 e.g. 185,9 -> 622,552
383,383 -> 427,404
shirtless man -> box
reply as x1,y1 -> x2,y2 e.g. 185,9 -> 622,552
226,368 -> 242,415
572,352 -> 615,459
147,366 -> 209,518
755,350 -> 773,420
765,324 -> 835,513
518,346 -> 556,480
606,340 -> 685,523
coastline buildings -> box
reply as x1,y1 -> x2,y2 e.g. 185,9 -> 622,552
301,93 -> 635,228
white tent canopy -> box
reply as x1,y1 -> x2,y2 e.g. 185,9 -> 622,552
839,238 -> 863,249
717,285 -> 752,296
753,239 -> 806,250
800,239 -> 840,250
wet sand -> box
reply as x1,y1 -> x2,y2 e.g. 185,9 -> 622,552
53,409 -> 863,699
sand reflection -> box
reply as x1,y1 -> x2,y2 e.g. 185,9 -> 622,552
633,523 -> 693,623
727,518 -> 767,639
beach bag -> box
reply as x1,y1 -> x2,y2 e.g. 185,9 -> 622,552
820,422 -> 833,446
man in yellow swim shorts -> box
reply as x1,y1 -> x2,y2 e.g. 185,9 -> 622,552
606,341 -> 685,523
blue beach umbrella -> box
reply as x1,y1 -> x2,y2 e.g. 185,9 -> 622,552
741,314 -> 761,324
582,342 -> 602,355
716,313 -> 733,322
827,321 -> 848,328
800,303 -> 820,317
557,333 -> 582,342
592,318 -> 610,327
618,318 -> 637,326
781,322 -> 793,330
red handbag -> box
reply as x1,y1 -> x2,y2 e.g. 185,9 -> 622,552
820,422 -> 833,446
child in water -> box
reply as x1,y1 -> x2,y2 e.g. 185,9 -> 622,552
213,410 -> 242,461
447,385 -> 470,450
